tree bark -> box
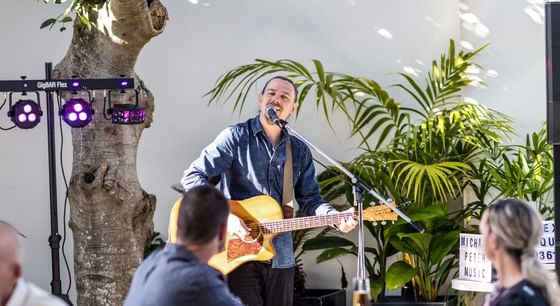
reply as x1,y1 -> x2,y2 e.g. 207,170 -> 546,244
53,1 -> 167,305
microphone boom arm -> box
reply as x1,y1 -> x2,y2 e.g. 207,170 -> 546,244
282,124 -> 423,233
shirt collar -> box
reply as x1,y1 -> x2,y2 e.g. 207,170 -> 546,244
251,115 -> 289,143
251,114 -> 264,136
166,243 -> 200,263
6,278 -> 28,306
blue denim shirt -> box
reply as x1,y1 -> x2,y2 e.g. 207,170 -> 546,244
181,115 -> 333,268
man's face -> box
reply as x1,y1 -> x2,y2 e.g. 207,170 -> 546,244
258,79 -> 298,123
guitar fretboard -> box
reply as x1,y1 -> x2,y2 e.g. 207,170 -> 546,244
257,212 -> 354,234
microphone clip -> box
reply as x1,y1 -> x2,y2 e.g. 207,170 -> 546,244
275,118 -> 288,129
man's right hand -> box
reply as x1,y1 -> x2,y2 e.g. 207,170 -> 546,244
227,214 -> 250,239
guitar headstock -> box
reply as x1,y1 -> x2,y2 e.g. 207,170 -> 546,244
362,201 -> 398,223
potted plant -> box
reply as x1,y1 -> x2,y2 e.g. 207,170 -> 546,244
464,124 -> 554,220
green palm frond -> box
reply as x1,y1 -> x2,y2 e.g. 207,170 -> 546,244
392,39 -> 488,120
390,159 -> 469,203
205,59 -> 353,125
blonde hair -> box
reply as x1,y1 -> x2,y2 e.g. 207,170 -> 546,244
485,199 -> 559,306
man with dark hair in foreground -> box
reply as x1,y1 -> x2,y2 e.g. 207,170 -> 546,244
124,185 -> 242,306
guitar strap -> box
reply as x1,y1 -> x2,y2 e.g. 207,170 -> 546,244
282,136 -> 294,218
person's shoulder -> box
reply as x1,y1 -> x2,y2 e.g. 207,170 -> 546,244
26,282 -> 68,306
199,267 -> 243,305
499,280 -> 549,306
217,119 -> 253,140
168,265 -> 242,305
135,246 -> 164,271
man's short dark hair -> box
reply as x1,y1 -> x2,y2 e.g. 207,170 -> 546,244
176,185 -> 229,245
260,76 -> 299,102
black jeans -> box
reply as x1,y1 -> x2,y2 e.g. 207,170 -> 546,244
227,261 -> 295,306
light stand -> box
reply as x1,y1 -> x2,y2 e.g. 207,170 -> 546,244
45,63 -> 66,303
0,63 -> 134,303
275,119 -> 423,304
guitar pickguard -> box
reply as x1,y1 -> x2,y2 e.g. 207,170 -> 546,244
226,226 -> 264,262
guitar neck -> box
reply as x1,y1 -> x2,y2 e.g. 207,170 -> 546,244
260,212 -> 354,234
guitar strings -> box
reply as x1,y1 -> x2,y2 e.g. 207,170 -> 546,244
243,212 -> 354,234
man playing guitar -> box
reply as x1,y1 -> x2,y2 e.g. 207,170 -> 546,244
180,76 -> 357,306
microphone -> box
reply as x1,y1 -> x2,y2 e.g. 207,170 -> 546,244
265,104 -> 284,127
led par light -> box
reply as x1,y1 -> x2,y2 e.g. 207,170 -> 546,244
105,89 -> 145,125
7,92 -> 42,129
60,91 -> 93,128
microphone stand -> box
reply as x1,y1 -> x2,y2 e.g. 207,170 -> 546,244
275,119 -> 423,303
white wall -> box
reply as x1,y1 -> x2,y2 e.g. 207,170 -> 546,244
0,0 -> 546,304
461,0 -> 547,139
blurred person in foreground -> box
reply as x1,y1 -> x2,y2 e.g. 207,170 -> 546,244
124,185 -> 242,306
0,221 -> 67,306
481,199 -> 560,306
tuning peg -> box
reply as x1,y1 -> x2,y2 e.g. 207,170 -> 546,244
373,221 -> 378,226
381,221 -> 386,225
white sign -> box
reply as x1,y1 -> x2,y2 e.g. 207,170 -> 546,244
536,221 -> 555,264
459,233 -> 492,283
459,221 -> 556,283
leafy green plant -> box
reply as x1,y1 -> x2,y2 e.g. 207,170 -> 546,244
386,204 -> 461,301
40,0 -> 105,31
143,231 -> 166,259
464,124 -> 554,220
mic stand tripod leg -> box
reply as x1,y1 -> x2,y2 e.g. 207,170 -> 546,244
352,185 -> 370,305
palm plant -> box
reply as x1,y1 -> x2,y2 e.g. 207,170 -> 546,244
205,40 -> 514,301
464,124 -> 554,220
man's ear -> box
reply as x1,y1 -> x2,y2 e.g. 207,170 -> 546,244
218,222 -> 227,241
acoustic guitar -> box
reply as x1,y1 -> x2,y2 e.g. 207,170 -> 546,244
168,195 -> 397,275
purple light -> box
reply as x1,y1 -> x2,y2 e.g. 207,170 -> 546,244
110,104 -> 145,125
61,98 -> 92,128
72,81 -> 80,87
120,81 -> 128,87
9,99 -> 42,129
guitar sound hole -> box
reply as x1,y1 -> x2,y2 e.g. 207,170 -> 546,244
241,222 -> 262,243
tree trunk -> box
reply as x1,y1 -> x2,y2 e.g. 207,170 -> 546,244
52,1 -> 167,305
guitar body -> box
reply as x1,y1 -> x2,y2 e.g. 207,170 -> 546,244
210,195 -> 281,275
168,195 -> 282,275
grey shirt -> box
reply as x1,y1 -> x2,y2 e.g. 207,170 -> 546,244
124,244 -> 243,306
